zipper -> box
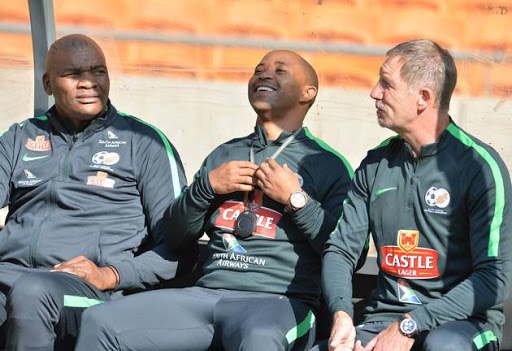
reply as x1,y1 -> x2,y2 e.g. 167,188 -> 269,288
28,133 -> 78,267
408,156 -> 420,209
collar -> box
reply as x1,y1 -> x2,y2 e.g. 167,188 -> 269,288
403,118 -> 456,158
46,101 -> 116,138
251,125 -> 306,149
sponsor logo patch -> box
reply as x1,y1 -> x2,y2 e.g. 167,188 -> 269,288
424,186 -> 450,214
381,230 -> 439,279
86,171 -> 115,188
215,200 -> 282,239
92,151 -> 120,166
25,136 -> 51,151
107,130 -> 118,139
18,169 -> 43,186
222,234 -> 247,253
398,278 -> 422,305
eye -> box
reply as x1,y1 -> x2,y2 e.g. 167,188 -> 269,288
93,68 -> 107,76
276,68 -> 286,74
253,69 -> 262,75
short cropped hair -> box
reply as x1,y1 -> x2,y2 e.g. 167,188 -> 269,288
386,39 -> 457,111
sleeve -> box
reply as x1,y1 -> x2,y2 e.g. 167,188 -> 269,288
322,162 -> 372,317
0,124 -> 19,208
290,157 -> 354,253
165,159 -> 216,251
410,157 -> 512,332
112,129 -> 190,291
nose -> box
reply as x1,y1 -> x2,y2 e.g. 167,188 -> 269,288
78,71 -> 97,89
370,81 -> 382,100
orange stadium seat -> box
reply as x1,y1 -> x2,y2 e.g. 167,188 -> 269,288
448,0 -> 512,14
0,32 -> 33,67
296,4 -> 377,44
115,41 -> 213,79
129,0 -> 210,34
208,0 -> 292,39
309,53 -> 383,88
210,46 -> 270,81
374,9 -> 466,49
463,13 -> 512,51
0,1 -> 30,23
53,0 -> 127,29
372,0 -> 447,12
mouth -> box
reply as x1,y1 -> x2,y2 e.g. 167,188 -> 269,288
254,85 -> 276,93
76,95 -> 100,104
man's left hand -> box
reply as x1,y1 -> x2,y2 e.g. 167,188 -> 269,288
52,255 -> 118,291
254,158 -> 301,204
361,322 -> 414,351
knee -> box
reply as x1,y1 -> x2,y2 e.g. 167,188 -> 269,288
8,273 -> 58,308
423,326 -> 472,351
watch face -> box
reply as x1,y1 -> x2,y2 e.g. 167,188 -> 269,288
400,318 -> 417,336
290,191 -> 307,208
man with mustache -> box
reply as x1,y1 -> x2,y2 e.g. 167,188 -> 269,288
319,39 -> 512,351
75,50 -> 353,351
0,34 -> 191,349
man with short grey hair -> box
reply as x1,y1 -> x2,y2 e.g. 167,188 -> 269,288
318,39 -> 512,351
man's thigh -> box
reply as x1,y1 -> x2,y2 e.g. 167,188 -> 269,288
77,286 -> 220,351
216,291 -> 316,351
423,320 -> 499,351
6,271 -> 110,349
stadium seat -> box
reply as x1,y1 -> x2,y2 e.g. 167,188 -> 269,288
210,46 -> 271,81
297,4 -> 377,44
374,9 -> 465,50
129,0 -> 209,34
208,0 -> 292,39
454,60 -> 488,97
464,13 -> 512,51
489,62 -> 512,97
0,1 -> 30,23
115,41 -> 213,79
0,33 -> 33,67
309,53 -> 383,88
372,0 -> 447,12
448,0 -> 512,15
53,0 -> 126,29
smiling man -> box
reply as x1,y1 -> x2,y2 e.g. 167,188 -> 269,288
75,50 -> 353,351
0,34 -> 191,349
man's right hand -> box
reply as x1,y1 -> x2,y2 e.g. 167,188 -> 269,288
209,161 -> 258,194
328,311 -> 356,351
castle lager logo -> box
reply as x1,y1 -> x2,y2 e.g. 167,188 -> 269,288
398,230 -> 419,253
26,136 -> 51,151
381,229 -> 439,279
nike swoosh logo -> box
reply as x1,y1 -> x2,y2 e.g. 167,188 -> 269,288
22,153 -> 49,162
375,187 -> 397,196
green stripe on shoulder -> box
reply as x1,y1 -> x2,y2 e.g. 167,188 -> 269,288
446,123 -> 505,257
303,127 -> 354,178
373,135 -> 401,150
473,330 -> 497,349
1,115 -> 48,137
63,295 -> 104,308
118,111 -> 181,198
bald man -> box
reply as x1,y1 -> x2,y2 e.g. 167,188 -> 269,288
75,50 -> 353,351
0,34 -> 192,349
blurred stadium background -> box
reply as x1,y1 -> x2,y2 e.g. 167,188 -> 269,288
1,0 -> 511,187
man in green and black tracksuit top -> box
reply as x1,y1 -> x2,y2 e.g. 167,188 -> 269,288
318,40 -> 512,351
76,51 -> 353,351
0,35 -> 190,350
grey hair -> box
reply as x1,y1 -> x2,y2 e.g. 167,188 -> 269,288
386,39 -> 457,111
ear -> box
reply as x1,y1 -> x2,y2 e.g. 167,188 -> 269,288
42,73 -> 52,96
299,85 -> 317,105
417,87 -> 433,113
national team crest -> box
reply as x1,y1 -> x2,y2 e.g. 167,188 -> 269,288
398,230 -> 419,253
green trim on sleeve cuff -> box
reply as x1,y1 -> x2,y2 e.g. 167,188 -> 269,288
473,330 -> 498,350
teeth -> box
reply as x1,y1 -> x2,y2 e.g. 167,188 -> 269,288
257,86 -> 274,92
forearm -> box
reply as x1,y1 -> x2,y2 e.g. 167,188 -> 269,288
410,264 -> 512,332
322,250 -> 356,317
166,173 -> 215,250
